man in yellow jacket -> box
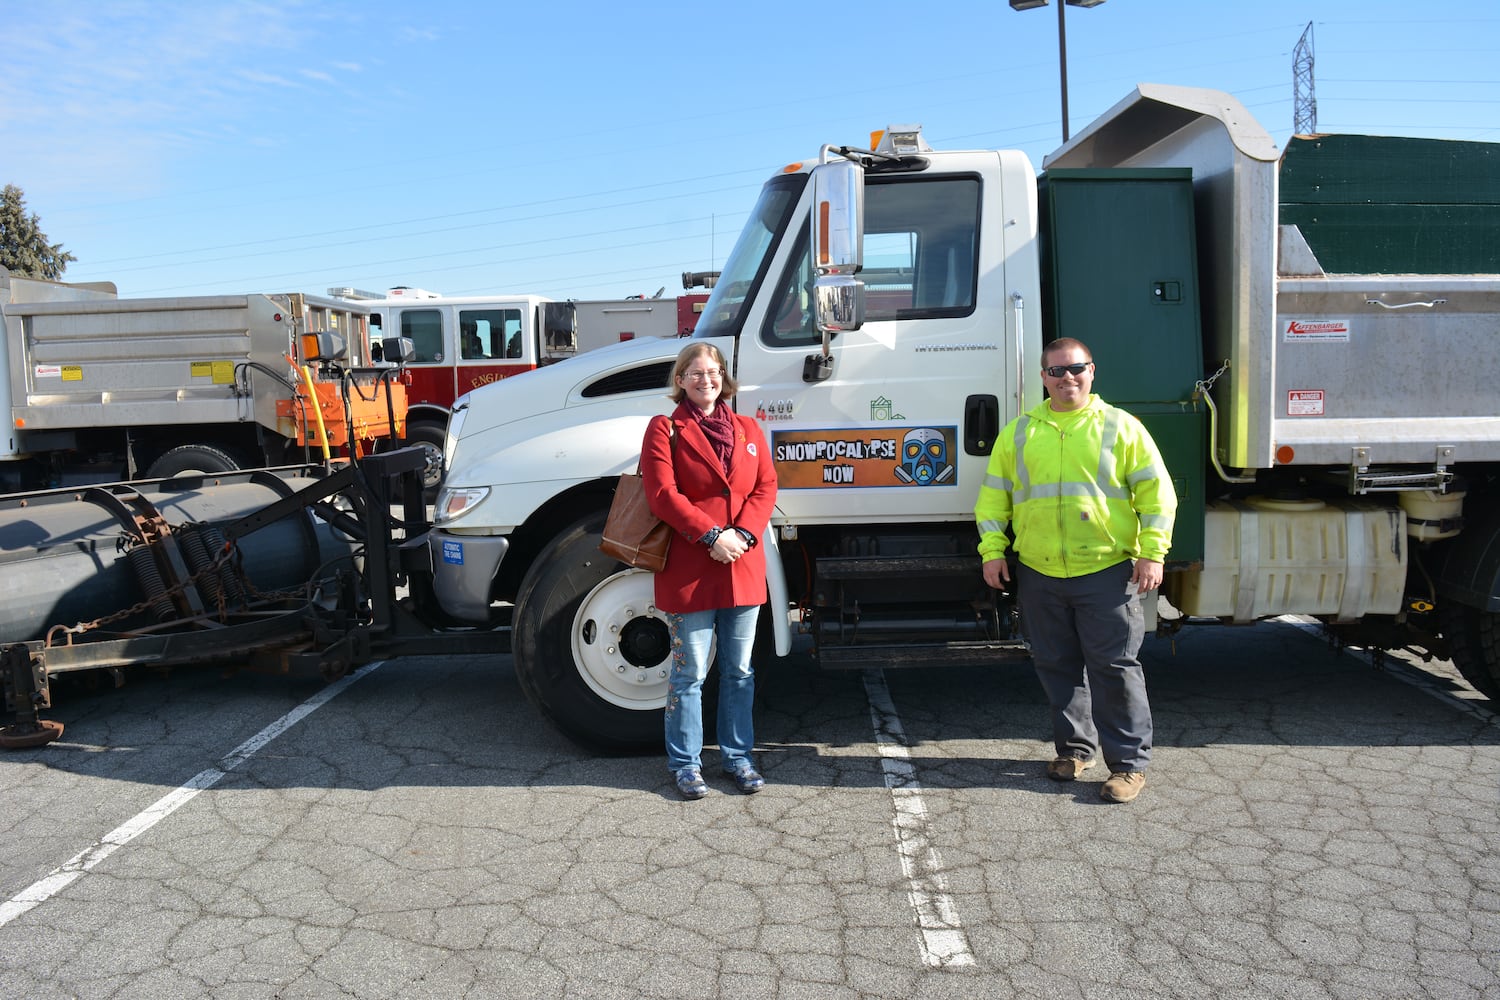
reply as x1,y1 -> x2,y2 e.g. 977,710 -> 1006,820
975,338 -> 1176,803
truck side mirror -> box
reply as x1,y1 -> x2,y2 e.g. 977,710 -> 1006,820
806,156 -> 866,383
379,336 -> 415,365
542,301 -> 579,355
300,331 -> 347,363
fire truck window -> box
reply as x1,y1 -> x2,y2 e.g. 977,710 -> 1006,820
460,308 -> 522,361
401,309 -> 444,363
460,320 -> 485,359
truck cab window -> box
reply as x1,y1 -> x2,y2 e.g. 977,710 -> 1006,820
760,176 -> 981,348
693,173 -> 806,341
460,308 -> 522,361
762,224 -> 816,347
402,309 -> 444,363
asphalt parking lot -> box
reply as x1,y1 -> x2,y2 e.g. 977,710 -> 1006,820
0,618 -> 1496,999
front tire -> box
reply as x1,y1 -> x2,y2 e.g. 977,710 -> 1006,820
404,422 -> 447,492
512,510 -> 672,752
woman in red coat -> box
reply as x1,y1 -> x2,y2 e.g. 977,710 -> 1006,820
641,342 -> 778,799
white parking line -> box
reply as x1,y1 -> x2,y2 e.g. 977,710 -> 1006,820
0,662 -> 384,928
863,669 -> 976,969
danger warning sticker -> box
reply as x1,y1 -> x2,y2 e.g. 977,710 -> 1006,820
1287,389 -> 1325,416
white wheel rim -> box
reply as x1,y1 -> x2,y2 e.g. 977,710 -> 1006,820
571,568 -> 673,710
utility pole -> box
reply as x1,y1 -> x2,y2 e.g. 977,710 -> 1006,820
1009,0 -> 1106,143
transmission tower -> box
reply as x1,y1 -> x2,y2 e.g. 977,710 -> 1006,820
1293,22 -> 1317,135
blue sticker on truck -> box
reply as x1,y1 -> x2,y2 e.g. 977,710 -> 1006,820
442,539 -> 464,565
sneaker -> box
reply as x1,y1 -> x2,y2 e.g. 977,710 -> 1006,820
726,766 -> 765,794
1100,770 -> 1146,803
1046,755 -> 1095,781
674,767 -> 709,800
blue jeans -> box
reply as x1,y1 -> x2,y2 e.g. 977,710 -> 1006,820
664,605 -> 759,773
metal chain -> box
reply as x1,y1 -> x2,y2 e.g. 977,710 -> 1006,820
45,527 -> 309,647
1195,359 -> 1231,396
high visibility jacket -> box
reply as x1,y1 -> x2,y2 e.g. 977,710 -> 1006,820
975,395 -> 1176,579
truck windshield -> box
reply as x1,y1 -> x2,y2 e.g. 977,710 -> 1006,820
693,172 -> 808,340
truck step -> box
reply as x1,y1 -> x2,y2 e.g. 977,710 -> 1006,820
817,554 -> 979,579
813,639 -> 1030,670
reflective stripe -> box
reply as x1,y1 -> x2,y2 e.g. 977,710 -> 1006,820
977,518 -> 1008,535
1095,409 -> 1121,491
1014,408 -> 1128,501
1011,417 -> 1032,492
983,473 -> 1014,491
1126,462 -> 1166,488
1139,512 -> 1172,530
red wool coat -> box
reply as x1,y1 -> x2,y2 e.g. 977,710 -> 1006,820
640,402 -> 778,614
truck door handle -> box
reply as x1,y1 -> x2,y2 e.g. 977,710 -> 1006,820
1365,297 -> 1447,310
965,394 -> 1000,455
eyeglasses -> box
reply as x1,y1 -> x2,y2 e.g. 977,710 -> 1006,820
682,368 -> 722,382
1043,362 -> 1092,378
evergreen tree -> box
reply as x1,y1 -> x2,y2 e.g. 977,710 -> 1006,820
0,185 -> 76,280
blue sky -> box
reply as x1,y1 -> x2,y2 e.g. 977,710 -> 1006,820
5,1 -> 1497,300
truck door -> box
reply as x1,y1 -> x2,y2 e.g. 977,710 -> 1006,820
378,305 -> 456,410
739,164 -> 1024,524
455,305 -> 526,398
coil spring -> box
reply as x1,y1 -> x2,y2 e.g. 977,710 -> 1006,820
178,527 -> 223,605
197,525 -> 245,605
125,545 -> 177,622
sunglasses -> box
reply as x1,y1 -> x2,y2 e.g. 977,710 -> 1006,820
1043,362 -> 1092,378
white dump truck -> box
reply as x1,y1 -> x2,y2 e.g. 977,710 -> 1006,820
417,84 -> 1500,751
0,269 -> 407,491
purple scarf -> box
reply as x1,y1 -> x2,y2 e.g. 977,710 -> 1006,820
691,403 -> 735,474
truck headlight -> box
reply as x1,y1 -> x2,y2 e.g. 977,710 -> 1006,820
434,486 -> 490,525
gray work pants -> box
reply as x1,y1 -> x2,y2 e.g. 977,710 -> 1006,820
1017,560 -> 1153,772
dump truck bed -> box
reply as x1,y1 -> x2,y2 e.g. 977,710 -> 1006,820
1045,84 -> 1500,472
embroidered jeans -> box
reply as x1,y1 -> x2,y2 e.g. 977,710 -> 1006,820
664,605 -> 759,773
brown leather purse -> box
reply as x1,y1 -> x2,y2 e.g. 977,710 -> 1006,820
599,421 -> 674,572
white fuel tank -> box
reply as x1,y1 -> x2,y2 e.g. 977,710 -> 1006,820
1168,496 -> 1406,622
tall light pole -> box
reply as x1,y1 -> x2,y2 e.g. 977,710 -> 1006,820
1008,0 -> 1106,143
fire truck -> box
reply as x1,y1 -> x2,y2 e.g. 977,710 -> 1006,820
329,283 -> 711,489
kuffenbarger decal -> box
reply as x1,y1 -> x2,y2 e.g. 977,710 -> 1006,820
1283,319 -> 1350,343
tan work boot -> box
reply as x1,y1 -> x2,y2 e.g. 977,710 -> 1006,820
1100,770 -> 1146,803
1046,756 -> 1095,781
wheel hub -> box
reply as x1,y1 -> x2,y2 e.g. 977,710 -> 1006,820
572,569 -> 673,710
